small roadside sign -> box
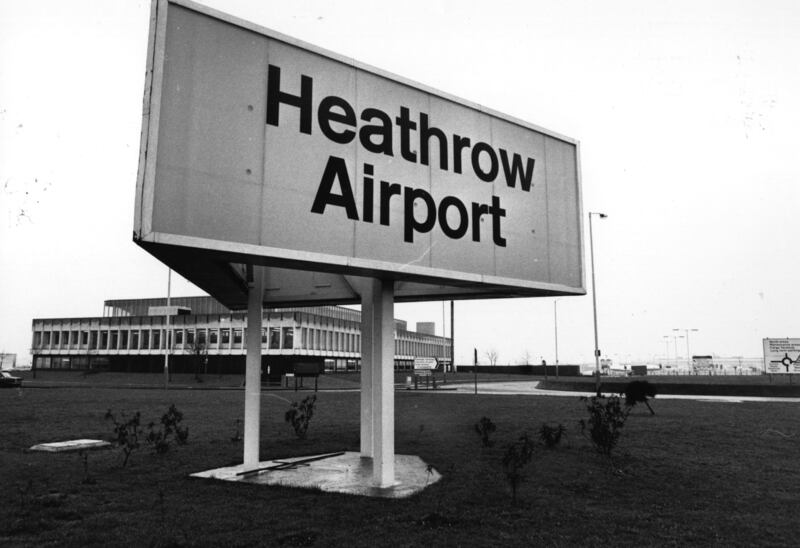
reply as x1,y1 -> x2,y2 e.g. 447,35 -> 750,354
763,338 -> 800,374
413,357 -> 438,370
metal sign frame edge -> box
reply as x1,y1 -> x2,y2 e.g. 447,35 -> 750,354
134,0 -> 586,298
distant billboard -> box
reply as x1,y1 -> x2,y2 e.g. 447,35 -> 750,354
692,355 -> 713,374
762,339 -> 800,374
134,0 -> 584,306
0,353 -> 16,370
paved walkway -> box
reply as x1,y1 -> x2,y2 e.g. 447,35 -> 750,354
441,380 -> 800,403
16,374 -> 800,403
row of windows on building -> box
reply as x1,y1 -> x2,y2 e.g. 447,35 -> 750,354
32,325 -> 449,358
32,355 -> 446,373
32,326 -> 345,352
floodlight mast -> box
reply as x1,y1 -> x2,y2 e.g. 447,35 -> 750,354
663,335 -> 671,363
675,328 -> 699,369
671,330 -> 685,370
589,212 -> 607,397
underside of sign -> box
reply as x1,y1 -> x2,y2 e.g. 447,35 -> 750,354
134,0 -> 585,309
137,240 -> 579,310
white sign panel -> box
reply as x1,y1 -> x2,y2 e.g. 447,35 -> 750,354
762,338 -> 800,374
135,0 -> 584,304
413,357 -> 438,370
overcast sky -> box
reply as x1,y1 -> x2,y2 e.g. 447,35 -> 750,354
1,0 -> 798,367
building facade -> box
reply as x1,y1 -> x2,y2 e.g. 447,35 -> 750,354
31,296 -> 452,379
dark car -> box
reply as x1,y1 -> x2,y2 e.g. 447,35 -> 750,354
0,371 -> 22,388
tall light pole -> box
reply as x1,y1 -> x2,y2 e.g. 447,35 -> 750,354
663,335 -> 671,363
441,301 -> 447,382
589,211 -> 607,397
671,331 -> 684,370
553,299 -> 559,378
675,328 -> 699,369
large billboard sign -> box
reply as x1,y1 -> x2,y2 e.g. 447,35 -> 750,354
762,338 -> 800,374
134,0 -> 584,307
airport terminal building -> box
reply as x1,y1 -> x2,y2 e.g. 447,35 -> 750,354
30,296 -> 451,380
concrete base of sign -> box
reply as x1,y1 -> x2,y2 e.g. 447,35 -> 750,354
30,439 -> 111,452
30,439 -> 112,484
191,452 -> 441,499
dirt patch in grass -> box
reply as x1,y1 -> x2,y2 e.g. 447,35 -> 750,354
1,387 -> 798,546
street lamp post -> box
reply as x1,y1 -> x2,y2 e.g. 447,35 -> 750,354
589,211 -> 607,397
663,335 -> 671,364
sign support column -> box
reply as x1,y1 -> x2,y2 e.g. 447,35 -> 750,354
360,285 -> 374,458
368,278 -> 395,487
243,265 -> 263,471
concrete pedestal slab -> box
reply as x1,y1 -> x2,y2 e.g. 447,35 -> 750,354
191,452 -> 441,499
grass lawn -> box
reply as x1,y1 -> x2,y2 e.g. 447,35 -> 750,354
1,386 -> 798,546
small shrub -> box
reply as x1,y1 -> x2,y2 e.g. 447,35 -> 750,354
145,404 -> 189,454
145,427 -> 168,454
539,423 -> 566,448
579,395 -> 629,457
231,418 -> 242,442
105,409 -> 143,467
474,416 -> 497,447
151,489 -> 189,547
624,380 -> 657,415
285,395 -> 317,439
502,433 -> 535,503
15,479 -> 34,514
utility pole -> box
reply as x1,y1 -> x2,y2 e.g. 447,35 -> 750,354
473,347 -> 478,395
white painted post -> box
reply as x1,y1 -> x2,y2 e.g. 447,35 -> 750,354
370,278 -> 395,487
360,286 -> 374,458
243,266 -> 263,471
